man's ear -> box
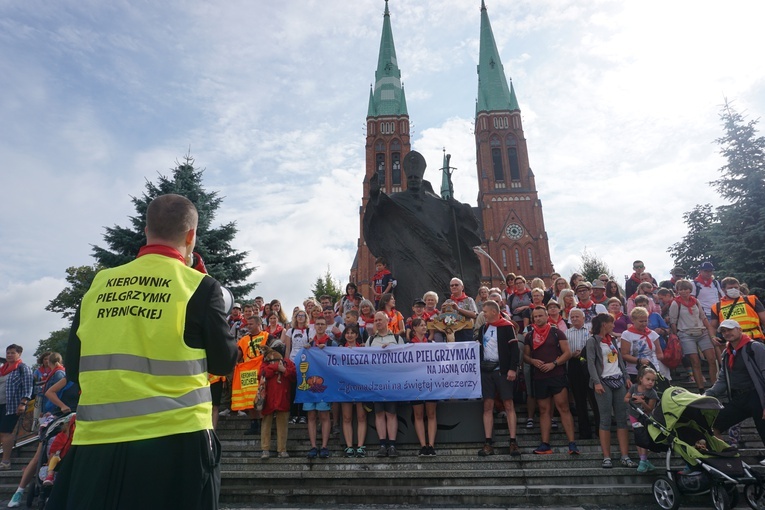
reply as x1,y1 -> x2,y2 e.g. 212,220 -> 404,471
185,228 -> 196,246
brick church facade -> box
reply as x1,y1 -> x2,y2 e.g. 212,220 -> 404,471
350,1 -> 554,297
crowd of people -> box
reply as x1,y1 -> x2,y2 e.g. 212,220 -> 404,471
217,257 -> 765,470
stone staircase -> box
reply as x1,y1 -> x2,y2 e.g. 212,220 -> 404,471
2,369 -> 764,508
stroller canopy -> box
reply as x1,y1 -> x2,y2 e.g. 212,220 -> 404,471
652,387 -> 723,435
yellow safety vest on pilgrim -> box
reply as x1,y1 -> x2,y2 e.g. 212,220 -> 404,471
74,253 -> 211,445
714,296 -> 764,341
230,333 -> 268,411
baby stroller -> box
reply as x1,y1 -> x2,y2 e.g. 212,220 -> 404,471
631,386 -> 765,510
26,412 -> 75,509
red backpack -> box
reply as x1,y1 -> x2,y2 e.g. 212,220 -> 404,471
662,333 -> 682,369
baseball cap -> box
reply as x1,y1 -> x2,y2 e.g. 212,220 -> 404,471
718,319 -> 741,331
698,261 -> 715,271
233,303 -> 242,309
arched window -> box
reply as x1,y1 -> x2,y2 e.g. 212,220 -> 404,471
376,153 -> 385,181
501,248 -> 507,269
391,153 -> 401,185
375,141 -> 385,152
390,139 -> 401,151
490,136 -> 504,182
514,248 -> 520,270
527,247 -> 534,269
506,135 -> 520,181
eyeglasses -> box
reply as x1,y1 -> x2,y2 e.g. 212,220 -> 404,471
634,265 -> 644,269
450,283 -> 460,287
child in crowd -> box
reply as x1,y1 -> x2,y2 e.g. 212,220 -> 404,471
405,299 -> 427,339
340,325 -> 368,458
372,257 -> 395,307
624,366 -> 658,473
260,346 -> 296,460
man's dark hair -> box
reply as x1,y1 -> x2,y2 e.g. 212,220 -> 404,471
5,344 -> 23,354
146,194 -> 197,243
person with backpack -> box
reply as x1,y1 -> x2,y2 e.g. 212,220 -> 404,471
694,261 -> 725,320
710,277 -> 765,342
668,280 -> 718,392
706,320 -> 765,447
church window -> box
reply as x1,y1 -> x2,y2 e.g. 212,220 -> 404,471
506,135 -> 520,181
390,139 -> 401,151
375,141 -> 385,152
492,149 -> 504,182
391,153 -> 401,185
376,153 -> 386,181
501,249 -> 507,269
493,117 -> 509,129
527,247 -> 534,269
514,248 -> 520,270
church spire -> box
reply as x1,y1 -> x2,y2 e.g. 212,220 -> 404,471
367,0 -> 408,117
476,1 -> 519,114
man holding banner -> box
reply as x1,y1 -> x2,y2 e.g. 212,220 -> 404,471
476,300 -> 521,456
233,319 -> 269,435
368,312 -> 404,457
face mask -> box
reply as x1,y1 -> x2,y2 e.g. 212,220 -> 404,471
726,288 -> 741,299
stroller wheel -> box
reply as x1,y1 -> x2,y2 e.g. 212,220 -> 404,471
712,484 -> 732,510
653,476 -> 682,510
745,482 -> 765,510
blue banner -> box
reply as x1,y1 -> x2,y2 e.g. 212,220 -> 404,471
294,343 -> 481,403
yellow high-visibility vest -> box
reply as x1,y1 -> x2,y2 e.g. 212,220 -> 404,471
74,253 -> 211,445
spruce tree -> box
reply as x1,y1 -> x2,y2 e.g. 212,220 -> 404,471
670,102 -> 765,296
709,102 -> 765,294
92,154 -> 256,298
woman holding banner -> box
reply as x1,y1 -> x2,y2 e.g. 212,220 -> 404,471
410,318 -> 438,456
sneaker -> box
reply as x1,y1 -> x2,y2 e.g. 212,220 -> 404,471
218,409 -> 231,417
356,446 -> 367,458
478,443 -> 495,456
551,418 -> 559,430
307,447 -> 319,459
261,450 -> 270,460
621,457 -> 638,468
602,457 -> 613,469
568,442 -> 580,455
376,445 -> 388,457
278,451 -> 290,458
508,442 -> 521,457
418,446 -> 428,457
637,460 -> 648,473
426,445 -> 437,456
533,443 -> 553,455
387,445 -> 398,458
643,459 -> 656,472
345,447 -> 356,458
298,416 -> 307,424
0,461 -> 11,471
526,418 -> 534,429
7,490 -> 23,507
289,416 -> 298,424
319,447 -> 330,459
237,410 -> 248,417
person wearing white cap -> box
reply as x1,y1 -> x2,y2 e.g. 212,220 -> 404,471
706,320 -> 765,447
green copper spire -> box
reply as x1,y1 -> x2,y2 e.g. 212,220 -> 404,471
367,0 -> 408,117
476,1 -> 519,114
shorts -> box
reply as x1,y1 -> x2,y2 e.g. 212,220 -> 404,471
678,330 -> 714,356
481,370 -> 515,401
532,375 -> 568,400
373,402 -> 397,414
210,381 -> 223,407
0,406 -> 20,434
302,401 -> 331,412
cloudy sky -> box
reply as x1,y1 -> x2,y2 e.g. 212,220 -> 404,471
1,0 -> 763,356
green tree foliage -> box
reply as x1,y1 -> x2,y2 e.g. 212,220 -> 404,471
670,102 -> 765,296
577,248 -> 611,284
45,264 -> 100,322
312,267 -> 342,305
91,154 -> 256,298
34,328 -> 70,360
668,204 -> 718,278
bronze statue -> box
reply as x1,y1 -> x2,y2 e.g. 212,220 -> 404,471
363,151 -> 482,314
